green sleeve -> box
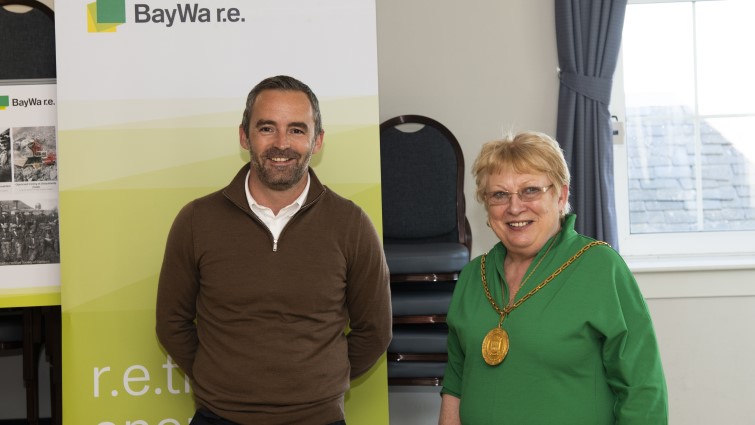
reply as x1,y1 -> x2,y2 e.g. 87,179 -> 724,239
441,261 -> 478,399
441,317 -> 463,398
593,248 -> 668,424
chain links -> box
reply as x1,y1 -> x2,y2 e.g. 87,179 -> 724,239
481,241 -> 609,319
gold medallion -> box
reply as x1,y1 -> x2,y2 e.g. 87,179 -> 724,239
482,327 -> 509,366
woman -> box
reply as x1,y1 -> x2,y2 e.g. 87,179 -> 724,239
439,132 -> 667,424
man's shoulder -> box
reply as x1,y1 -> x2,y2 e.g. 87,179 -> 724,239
181,187 -> 227,208
172,187 -> 232,221
319,186 -> 361,211
312,187 -> 375,230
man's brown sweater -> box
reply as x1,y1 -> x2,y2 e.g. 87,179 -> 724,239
156,165 -> 392,424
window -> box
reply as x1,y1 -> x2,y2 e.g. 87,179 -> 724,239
613,0 -> 755,263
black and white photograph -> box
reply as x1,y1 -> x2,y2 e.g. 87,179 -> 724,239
11,125 -> 57,183
0,128 -> 11,183
0,199 -> 59,266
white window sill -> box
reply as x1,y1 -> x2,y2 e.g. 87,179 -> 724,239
625,254 -> 755,300
626,253 -> 755,274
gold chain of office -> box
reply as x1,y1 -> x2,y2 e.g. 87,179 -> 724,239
480,240 -> 609,365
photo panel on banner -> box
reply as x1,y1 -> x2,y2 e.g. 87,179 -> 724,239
0,79 -> 61,308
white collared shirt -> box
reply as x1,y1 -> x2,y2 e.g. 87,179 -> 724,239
244,170 -> 310,241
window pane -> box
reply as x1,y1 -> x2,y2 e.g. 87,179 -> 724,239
626,113 -> 698,234
696,1 -> 755,115
702,117 -> 755,231
624,3 -> 698,235
623,3 -> 694,115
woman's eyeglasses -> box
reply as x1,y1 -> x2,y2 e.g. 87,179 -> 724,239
485,185 -> 554,205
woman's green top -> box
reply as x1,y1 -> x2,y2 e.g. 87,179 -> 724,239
441,215 -> 667,424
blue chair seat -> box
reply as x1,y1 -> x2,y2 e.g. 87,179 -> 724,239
387,361 -> 446,379
388,325 -> 448,353
391,281 -> 455,316
384,242 -> 469,275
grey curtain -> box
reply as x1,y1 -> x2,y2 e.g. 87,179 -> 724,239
555,0 -> 626,249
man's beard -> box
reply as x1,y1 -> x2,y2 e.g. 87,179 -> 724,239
250,146 -> 313,191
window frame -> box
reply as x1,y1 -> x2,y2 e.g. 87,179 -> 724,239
611,0 -> 755,270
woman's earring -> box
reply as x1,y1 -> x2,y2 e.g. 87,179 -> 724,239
486,219 -> 491,228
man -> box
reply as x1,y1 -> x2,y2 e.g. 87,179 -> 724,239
156,75 -> 392,425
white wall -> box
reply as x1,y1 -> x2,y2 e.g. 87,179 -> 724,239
376,1 -> 755,424
377,0 -> 560,258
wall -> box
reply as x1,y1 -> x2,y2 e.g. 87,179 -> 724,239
377,0 -> 560,257
376,0 -> 755,424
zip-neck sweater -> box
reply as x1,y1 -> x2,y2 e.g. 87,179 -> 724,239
156,165 -> 392,425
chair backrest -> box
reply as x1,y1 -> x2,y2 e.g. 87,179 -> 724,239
380,115 -> 467,247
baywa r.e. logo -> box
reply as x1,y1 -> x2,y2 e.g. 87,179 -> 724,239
87,0 -> 127,33
0,95 -> 56,110
87,0 -> 246,32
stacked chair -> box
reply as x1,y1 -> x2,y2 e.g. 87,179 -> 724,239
379,115 -> 471,385
0,306 -> 61,425
0,307 -> 43,424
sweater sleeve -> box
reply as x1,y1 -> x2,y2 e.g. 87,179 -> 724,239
155,202 -> 200,379
345,210 -> 392,379
594,248 -> 668,424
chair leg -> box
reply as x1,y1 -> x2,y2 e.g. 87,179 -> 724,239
43,306 -> 62,425
23,307 -> 42,425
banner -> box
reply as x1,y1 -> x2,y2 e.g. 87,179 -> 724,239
0,80 -> 60,308
56,1 -> 386,423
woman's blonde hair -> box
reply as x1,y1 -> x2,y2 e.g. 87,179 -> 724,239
472,131 -> 571,215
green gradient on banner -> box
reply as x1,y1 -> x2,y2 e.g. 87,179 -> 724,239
60,97 -> 388,424
0,287 -> 60,307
